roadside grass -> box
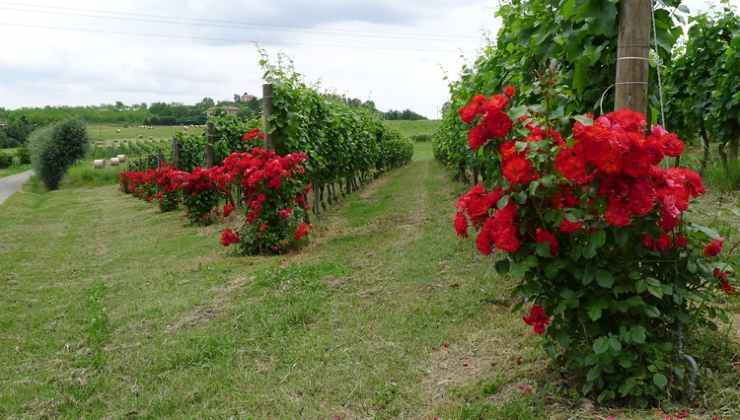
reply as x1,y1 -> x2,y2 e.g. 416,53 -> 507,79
0,164 -> 31,179
61,162 -> 124,188
383,120 -> 440,139
0,143 -> 738,418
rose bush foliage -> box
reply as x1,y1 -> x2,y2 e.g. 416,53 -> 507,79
454,87 -> 737,404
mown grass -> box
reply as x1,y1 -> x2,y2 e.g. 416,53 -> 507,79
383,120 -> 441,139
0,143 -> 738,418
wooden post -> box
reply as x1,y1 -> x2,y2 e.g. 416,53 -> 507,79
205,122 -> 215,167
614,0 -> 651,114
262,83 -> 275,151
171,136 -> 181,169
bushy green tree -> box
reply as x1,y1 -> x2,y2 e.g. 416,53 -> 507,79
29,119 -> 89,190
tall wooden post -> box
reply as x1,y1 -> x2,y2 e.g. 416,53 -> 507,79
262,83 -> 275,151
205,122 -> 215,167
614,0 -> 651,114
171,136 -> 181,169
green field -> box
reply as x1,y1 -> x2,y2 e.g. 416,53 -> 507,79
1,142 -> 738,418
383,120 -> 441,139
88,124 -> 201,145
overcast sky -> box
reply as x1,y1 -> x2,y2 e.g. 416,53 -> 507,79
0,0 -> 736,119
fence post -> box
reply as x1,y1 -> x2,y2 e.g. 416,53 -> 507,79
205,122 -> 215,167
262,83 -> 275,151
171,136 -> 181,169
614,0 -> 650,114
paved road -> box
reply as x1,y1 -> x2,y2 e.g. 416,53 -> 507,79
0,170 -> 33,205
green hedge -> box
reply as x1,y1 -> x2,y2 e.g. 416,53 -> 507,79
0,152 -> 13,169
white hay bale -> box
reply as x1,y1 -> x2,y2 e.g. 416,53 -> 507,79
117,154 -> 127,162
110,157 -> 120,166
93,159 -> 105,169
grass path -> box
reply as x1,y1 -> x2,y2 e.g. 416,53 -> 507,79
1,144 -> 738,418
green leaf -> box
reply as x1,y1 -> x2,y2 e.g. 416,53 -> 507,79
596,270 -> 615,288
692,224 -> 720,239
593,337 -> 609,354
609,336 -> 622,352
497,195 -> 510,209
653,373 -> 668,388
588,303 -> 603,321
647,277 -> 663,299
630,326 -> 647,344
644,306 -> 661,318
494,259 -> 510,275
573,59 -> 589,94
573,114 -> 593,126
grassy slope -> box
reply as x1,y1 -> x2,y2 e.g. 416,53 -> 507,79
0,143 -> 738,419
383,120 -> 441,139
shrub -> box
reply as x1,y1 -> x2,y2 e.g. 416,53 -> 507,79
29,119 -> 89,190
219,146 -> 311,255
16,147 -> 31,165
180,167 -> 224,225
0,152 -> 13,169
454,86 -> 737,405
154,166 -> 187,212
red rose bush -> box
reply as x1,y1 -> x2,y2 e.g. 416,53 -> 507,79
218,146 -> 311,255
120,129 -> 314,255
455,87 -> 737,403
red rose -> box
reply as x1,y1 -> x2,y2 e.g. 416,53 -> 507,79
704,237 -> 724,257
295,223 -> 312,241
467,124 -> 488,151
503,85 -> 515,97
220,228 -> 240,247
482,94 -> 509,114
482,110 -> 513,139
242,128 -> 266,141
559,219 -> 583,234
654,233 -> 672,252
459,95 -> 486,124
503,156 -> 537,185
641,234 -> 655,250
555,146 -> 589,184
523,305 -> 550,335
675,234 -> 688,248
454,212 -> 469,238
223,202 -> 234,218
535,228 -> 559,256
715,268 -> 735,295
476,218 -> 495,256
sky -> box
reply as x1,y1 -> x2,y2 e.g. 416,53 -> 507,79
0,0 -> 736,119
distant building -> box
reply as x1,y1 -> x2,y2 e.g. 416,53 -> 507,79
240,92 -> 257,102
207,106 -> 240,116
222,106 -> 240,115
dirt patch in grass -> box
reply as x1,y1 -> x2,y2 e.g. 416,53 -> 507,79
422,308 -> 536,402
165,276 -> 253,333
